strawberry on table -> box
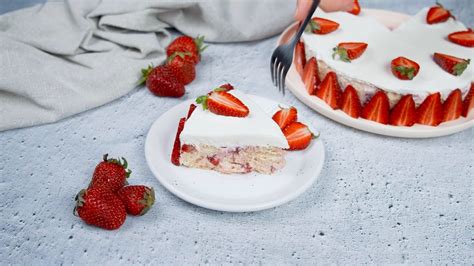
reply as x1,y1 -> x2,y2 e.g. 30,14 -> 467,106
90,154 -> 131,192
349,0 -> 361,15
361,91 -> 390,124
171,117 -> 186,166
272,106 -> 298,129
166,35 -> 207,65
302,57 -> 320,95
389,95 -> 416,127
167,52 -> 196,85
463,83 -> 474,117
283,122 -> 316,151
433,52 -> 470,76
448,29 -> 474,48
294,41 -> 306,77
305,17 -> 340,35
443,89 -> 463,122
391,57 -> 420,80
416,92 -> 444,126
74,187 -> 126,230
196,90 -> 249,117
426,3 -> 454,25
117,185 -> 155,216
316,72 -> 342,110
333,42 -> 368,62
140,65 -> 185,97
341,85 -> 361,118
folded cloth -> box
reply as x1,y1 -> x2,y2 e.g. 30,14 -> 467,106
0,0 -> 295,131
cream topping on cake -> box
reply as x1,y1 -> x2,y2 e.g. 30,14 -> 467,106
180,90 -> 289,149
302,8 -> 473,103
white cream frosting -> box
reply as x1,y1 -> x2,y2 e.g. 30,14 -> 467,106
180,90 -> 289,149
302,8 -> 473,104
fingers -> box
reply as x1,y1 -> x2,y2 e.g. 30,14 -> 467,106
295,0 -> 313,21
320,0 -> 354,12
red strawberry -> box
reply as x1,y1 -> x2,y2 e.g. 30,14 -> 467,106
443,89 -> 463,122
166,35 -> 207,65
90,154 -> 131,192
167,52 -> 196,85
316,72 -> 342,109
462,83 -> 474,117
333,42 -> 368,62
217,83 -> 234,92
426,3 -> 454,25
302,57 -> 320,95
361,91 -> 390,124
140,65 -> 185,97
283,122 -> 315,151
187,104 -> 197,119
416,92 -> 443,126
116,185 -> 155,216
389,95 -> 416,126
341,85 -> 361,118
74,187 -> 126,230
349,0 -> 361,15
272,106 -> 298,129
171,118 -> 186,166
305,17 -> 340,35
294,41 -> 306,77
196,91 -> 249,117
448,29 -> 474,47
391,57 -> 420,80
433,52 -> 470,76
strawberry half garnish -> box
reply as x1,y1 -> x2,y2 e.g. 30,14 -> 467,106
341,85 -> 361,118
433,52 -> 470,76
448,29 -> 474,47
294,41 -> 306,78
196,90 -> 249,117
171,117 -> 186,166
389,95 -> 416,127
302,57 -> 320,95
349,0 -> 361,15
166,35 -> 207,65
283,122 -> 316,151
272,106 -> 298,129
416,93 -> 444,126
442,89 -> 463,122
463,83 -> 474,117
333,42 -> 368,62
167,52 -> 196,85
391,57 -> 420,80
426,3 -> 454,25
305,17 -> 340,35
361,91 -> 390,124
316,72 -> 342,109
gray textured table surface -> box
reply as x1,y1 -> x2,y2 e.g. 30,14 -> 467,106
1,0 -> 473,264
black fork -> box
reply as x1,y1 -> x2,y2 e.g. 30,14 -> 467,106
270,0 -> 320,94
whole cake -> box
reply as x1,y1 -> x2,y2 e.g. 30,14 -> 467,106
295,5 -> 473,126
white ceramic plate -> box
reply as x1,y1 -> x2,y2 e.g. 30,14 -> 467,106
279,9 -> 474,138
145,95 -> 325,212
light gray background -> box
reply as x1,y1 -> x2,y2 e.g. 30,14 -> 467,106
1,0 -> 473,264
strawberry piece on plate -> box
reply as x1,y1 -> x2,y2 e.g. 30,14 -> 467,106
463,83 -> 474,117
302,57 -> 320,95
196,91 -> 249,117
448,29 -> 474,48
349,0 -> 361,15
171,117 -> 186,166
443,89 -> 463,122
316,72 -> 342,109
272,106 -> 298,129
391,57 -> 420,80
416,92 -> 443,126
361,91 -> 390,124
433,52 -> 470,76
187,104 -> 197,119
305,17 -> 340,35
333,42 -> 368,62
389,95 -> 416,127
283,122 -> 315,151
294,41 -> 306,78
341,85 -> 361,118
426,3 -> 453,25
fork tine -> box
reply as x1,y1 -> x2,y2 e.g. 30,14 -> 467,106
270,56 -> 275,85
275,61 -> 281,90
279,65 -> 285,93
281,67 -> 289,95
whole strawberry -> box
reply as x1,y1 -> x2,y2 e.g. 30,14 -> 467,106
74,187 -> 126,230
167,52 -> 196,85
166,35 -> 207,65
90,154 -> 131,192
140,65 -> 185,97
117,185 -> 155,216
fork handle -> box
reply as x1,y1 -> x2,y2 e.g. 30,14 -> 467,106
290,0 -> 320,47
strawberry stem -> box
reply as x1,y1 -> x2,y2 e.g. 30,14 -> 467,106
196,95 -> 209,110
138,64 -> 154,85
332,47 -> 350,62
